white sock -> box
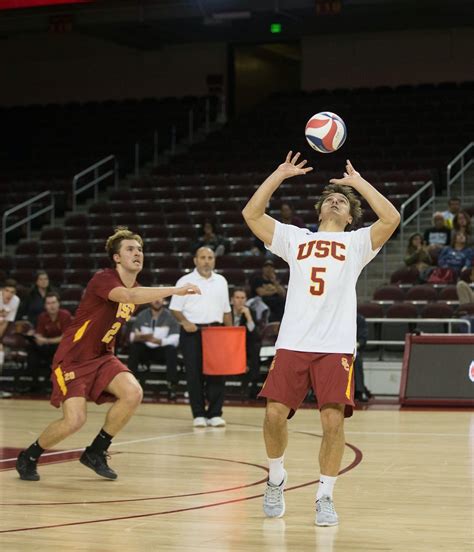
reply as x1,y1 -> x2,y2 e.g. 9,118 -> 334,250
316,474 -> 337,500
0,350 -> 4,367
268,455 -> 285,486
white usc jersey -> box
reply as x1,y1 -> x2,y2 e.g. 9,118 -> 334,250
268,221 -> 380,353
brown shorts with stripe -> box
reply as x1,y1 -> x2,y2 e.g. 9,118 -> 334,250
50,354 -> 131,408
258,348 -> 355,418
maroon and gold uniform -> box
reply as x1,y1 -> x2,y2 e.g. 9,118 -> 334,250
50,269 -> 137,408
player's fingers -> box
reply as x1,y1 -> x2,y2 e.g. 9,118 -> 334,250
303,167 -> 313,173
285,151 -> 292,163
344,172 -> 349,177
329,178 -> 341,184
296,159 -> 307,168
292,152 -> 301,164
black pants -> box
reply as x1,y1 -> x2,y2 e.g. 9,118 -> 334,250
128,343 -> 178,386
27,344 -> 57,387
180,328 -> 225,419
354,354 -> 365,394
244,335 -> 261,383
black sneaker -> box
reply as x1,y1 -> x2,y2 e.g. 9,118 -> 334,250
16,451 -> 40,481
79,447 -> 117,480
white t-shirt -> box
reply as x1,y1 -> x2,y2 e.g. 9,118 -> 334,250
169,269 -> 231,324
268,221 -> 380,353
0,293 -> 20,323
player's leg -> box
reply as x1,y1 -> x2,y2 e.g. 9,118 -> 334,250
259,350 -> 311,518
311,353 -> 354,526
80,370 -> 142,480
16,396 -> 87,481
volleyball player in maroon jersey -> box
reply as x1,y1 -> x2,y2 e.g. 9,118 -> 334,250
16,227 -> 200,481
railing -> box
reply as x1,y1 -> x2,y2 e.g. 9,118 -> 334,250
2,191 -> 54,256
72,155 -> 118,210
365,318 -> 470,346
447,142 -> 474,201
133,97 -> 217,176
399,180 -> 435,255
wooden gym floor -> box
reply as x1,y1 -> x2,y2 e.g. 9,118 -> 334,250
0,400 -> 472,551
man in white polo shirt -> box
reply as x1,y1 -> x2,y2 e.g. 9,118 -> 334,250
243,152 -> 400,526
170,247 -> 232,428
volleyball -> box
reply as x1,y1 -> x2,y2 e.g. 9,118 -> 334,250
305,111 -> 347,153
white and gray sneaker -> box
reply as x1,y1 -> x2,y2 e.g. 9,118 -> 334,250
315,495 -> 339,526
193,417 -> 207,428
207,417 -> 226,427
263,470 -> 288,518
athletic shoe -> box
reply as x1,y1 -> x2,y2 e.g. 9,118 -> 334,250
315,495 -> 339,526
207,417 -> 226,427
263,470 -> 288,518
79,447 -> 117,480
16,451 -> 40,481
193,417 -> 207,428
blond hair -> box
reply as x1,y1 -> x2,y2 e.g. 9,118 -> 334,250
314,184 -> 363,230
105,226 -> 143,263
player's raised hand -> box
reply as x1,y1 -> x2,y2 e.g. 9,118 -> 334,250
276,151 -> 313,180
175,284 -> 201,296
329,160 -> 363,187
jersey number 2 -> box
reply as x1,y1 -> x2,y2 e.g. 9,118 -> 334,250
310,267 -> 326,296
102,322 -> 121,344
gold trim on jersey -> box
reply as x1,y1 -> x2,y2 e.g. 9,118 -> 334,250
116,303 -> 135,322
54,366 -> 67,396
73,320 -> 91,342
345,359 -> 354,399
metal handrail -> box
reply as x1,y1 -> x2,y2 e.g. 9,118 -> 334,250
399,180 -> 435,255
2,191 -> 54,256
72,155 -> 118,210
366,317 -> 470,335
446,142 -> 474,201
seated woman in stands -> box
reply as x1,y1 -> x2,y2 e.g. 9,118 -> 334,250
437,231 -> 474,279
404,233 -> 432,277
452,210 -> 472,247
191,220 -> 229,256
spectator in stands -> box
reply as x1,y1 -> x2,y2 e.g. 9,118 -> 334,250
456,263 -> 474,304
0,279 -> 20,373
438,231 -> 474,276
230,288 -> 261,399
423,212 -> 451,249
279,202 -> 305,228
127,299 -> 180,400
442,197 -> 461,229
26,292 -> 72,394
250,260 -> 286,322
354,313 -> 371,403
404,233 -> 432,275
453,210 -> 472,246
192,220 -> 228,256
18,271 -> 56,325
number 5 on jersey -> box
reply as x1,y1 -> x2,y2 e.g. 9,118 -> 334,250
310,267 -> 326,296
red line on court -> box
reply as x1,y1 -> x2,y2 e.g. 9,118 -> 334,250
2,454 -> 269,506
0,432 -> 363,533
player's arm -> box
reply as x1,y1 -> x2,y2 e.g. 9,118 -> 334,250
242,151 -> 313,245
330,160 -> 400,250
108,284 -> 201,305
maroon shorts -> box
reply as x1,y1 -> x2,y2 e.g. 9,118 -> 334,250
258,348 -> 355,418
50,355 -> 132,408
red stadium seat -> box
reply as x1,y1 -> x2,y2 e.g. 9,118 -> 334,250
438,286 -> 459,301
373,285 -> 405,302
405,285 -> 438,302
357,303 -> 384,318
385,304 -> 418,318
390,267 -> 419,285
420,303 -> 454,318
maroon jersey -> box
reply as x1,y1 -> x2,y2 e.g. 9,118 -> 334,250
53,269 -> 137,363
36,309 -> 72,338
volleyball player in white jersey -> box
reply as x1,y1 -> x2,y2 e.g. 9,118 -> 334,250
242,152 -> 400,526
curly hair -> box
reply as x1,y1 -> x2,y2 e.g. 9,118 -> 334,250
105,226 -> 143,262
314,184 -> 363,230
